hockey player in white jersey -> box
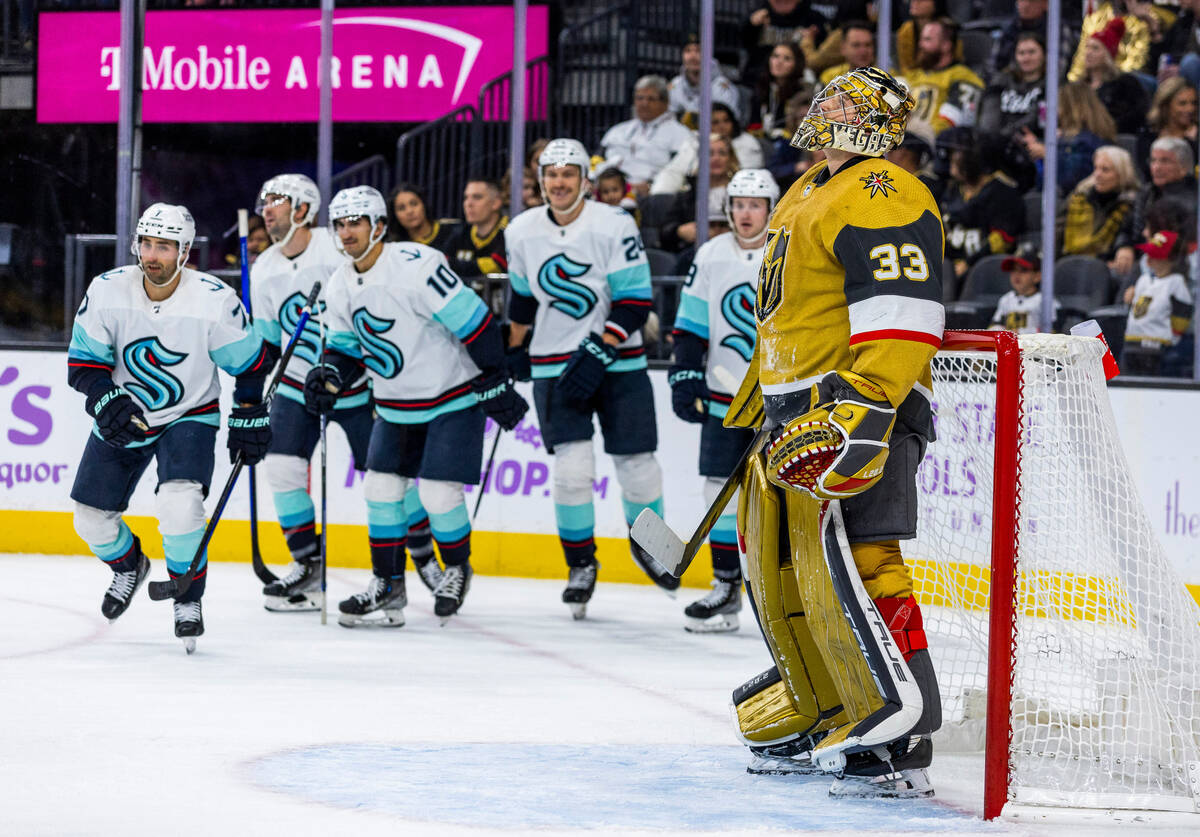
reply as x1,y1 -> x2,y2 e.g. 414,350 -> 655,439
67,203 -> 274,648
315,187 -> 527,626
505,138 -> 671,619
249,175 -> 444,611
669,169 -> 776,632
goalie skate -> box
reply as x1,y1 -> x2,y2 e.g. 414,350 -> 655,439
174,600 -> 204,655
747,752 -> 822,775
562,561 -> 598,620
262,560 -> 320,612
829,767 -> 933,799
684,578 -> 741,633
337,575 -> 406,628
829,736 -> 935,798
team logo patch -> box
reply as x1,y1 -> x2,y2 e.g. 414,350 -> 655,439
719,283 -> 757,362
860,171 -> 897,198
352,307 -> 404,378
280,292 -> 326,365
756,226 -> 789,323
537,254 -> 596,320
122,337 -> 187,411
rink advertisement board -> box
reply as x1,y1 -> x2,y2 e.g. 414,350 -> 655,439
36,6 -> 548,124
2,349 -> 1199,594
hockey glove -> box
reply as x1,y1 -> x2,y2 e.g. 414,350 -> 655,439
85,385 -> 148,448
667,366 -> 708,424
303,363 -> 342,417
472,370 -> 529,431
557,333 -> 616,405
227,402 -> 271,466
765,370 -> 896,499
504,345 -> 532,382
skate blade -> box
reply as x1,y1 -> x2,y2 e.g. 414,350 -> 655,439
746,755 -> 821,776
568,603 -> 587,620
182,637 -> 197,655
263,593 -> 320,612
829,768 -> 934,799
337,609 -> 405,628
684,612 -> 739,633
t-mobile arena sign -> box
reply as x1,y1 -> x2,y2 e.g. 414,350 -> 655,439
37,6 -> 547,123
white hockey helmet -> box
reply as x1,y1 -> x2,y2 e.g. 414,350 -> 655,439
792,66 -> 915,157
328,186 -> 388,262
130,203 -> 195,279
537,138 -> 592,214
725,169 -> 778,245
256,173 -> 321,225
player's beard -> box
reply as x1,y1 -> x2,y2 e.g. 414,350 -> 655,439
143,263 -> 179,287
915,49 -> 941,71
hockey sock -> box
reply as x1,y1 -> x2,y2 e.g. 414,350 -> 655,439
621,496 -> 664,529
709,507 -> 741,581
273,488 -> 318,563
428,503 -> 471,567
404,487 -> 434,560
366,498 -> 408,579
91,520 -> 139,573
164,525 -> 207,603
555,502 -> 596,567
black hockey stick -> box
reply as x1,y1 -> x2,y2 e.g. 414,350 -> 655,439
148,280 -> 323,601
318,317 -> 329,625
472,424 -> 502,520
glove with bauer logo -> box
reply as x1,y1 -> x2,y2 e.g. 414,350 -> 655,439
472,370 -> 529,431
227,401 -> 271,466
557,333 -> 616,404
765,370 -> 895,499
85,384 -> 148,448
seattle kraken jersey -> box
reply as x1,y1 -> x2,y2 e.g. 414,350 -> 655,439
68,265 -> 265,442
506,201 -> 652,378
674,232 -> 764,419
250,228 -> 368,409
325,242 -> 488,424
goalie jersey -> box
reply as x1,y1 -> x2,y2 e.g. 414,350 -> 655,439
674,231 -> 764,419
505,201 -> 652,378
324,242 -> 488,424
68,265 -> 268,440
250,227 -> 368,409
754,156 -> 945,433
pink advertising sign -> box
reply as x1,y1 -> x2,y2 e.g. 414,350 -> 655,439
37,6 -> 548,124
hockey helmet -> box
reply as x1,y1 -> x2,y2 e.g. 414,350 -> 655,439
792,66 -> 914,157
538,138 -> 592,213
328,186 -> 388,261
256,173 -> 321,225
130,203 -> 195,280
724,169 -> 779,245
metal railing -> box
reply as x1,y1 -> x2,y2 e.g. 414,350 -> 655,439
330,153 -> 390,195
476,56 -> 551,181
394,104 -> 478,220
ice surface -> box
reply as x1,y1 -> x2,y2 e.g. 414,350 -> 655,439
0,553 -> 1157,836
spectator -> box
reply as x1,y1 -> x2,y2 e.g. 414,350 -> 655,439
991,0 -> 1076,78
1138,76 -> 1199,174
764,91 -> 816,190
885,118 -> 942,199
798,0 -> 874,76
1112,136 -> 1197,277
591,164 -> 639,218
526,139 -> 551,172
1149,0 -> 1200,86
1068,1 -> 1170,82
740,0 -> 825,85
1062,145 -> 1141,260
1019,82 -> 1116,193
657,134 -> 740,252
1121,229 -> 1195,375
896,0 -> 957,76
386,182 -> 459,250
980,33 -> 1046,139
446,178 -> 507,279
669,33 -> 744,128
1079,17 -> 1150,134
225,214 -> 270,269
522,167 -> 544,209
750,42 -> 811,138
903,17 -> 985,134
818,21 -> 876,86
990,245 -> 1059,334
600,75 -> 692,198
651,104 -> 764,195
939,128 -> 1025,279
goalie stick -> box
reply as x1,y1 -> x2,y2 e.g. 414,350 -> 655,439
147,280 -> 323,602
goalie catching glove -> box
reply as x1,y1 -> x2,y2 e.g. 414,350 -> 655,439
765,370 -> 895,499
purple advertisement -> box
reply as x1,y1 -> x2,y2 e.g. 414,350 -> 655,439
37,6 -> 548,124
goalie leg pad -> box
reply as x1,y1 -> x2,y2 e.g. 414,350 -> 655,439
732,666 -> 828,774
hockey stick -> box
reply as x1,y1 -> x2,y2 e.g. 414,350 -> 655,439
472,422 -> 502,521
318,312 -> 329,625
147,280 -> 323,601
237,209 -> 274,586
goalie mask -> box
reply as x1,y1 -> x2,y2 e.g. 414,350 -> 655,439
791,67 -> 914,158
328,186 -> 388,263
131,203 -> 195,283
724,168 -> 780,245
538,138 -> 592,214
256,173 -> 321,248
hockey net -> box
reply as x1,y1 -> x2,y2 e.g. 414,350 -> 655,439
905,331 -> 1200,820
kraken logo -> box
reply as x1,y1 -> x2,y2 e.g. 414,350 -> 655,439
279,292 -> 326,365
756,226 -> 789,323
719,282 -> 757,362
537,254 -> 596,319
351,307 -> 404,378
121,337 -> 187,411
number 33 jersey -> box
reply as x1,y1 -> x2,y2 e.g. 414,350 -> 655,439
505,201 -> 652,378
324,242 -> 488,424
755,157 -> 945,421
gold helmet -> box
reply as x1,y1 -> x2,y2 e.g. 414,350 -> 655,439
791,67 -> 914,157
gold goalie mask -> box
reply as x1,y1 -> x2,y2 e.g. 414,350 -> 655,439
791,67 -> 914,157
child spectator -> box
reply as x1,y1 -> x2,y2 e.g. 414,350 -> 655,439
591,163 -> 639,220
991,246 -> 1059,334
1122,229 -> 1195,375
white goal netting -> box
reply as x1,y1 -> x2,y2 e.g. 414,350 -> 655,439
906,333 -> 1200,814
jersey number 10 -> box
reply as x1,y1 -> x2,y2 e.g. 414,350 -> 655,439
426,265 -> 461,298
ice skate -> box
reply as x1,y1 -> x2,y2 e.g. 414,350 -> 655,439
562,561 -> 598,620
829,767 -> 934,798
101,546 -> 150,622
629,538 -> 679,597
173,600 -> 204,654
262,560 -> 321,612
337,575 -> 406,628
746,752 -> 822,775
684,578 -> 741,633
828,737 -> 935,798
412,554 -> 444,594
433,563 -> 472,625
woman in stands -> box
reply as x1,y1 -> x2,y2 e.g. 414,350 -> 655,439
1061,145 -> 1140,261
979,32 -> 1046,139
656,134 -> 740,253
650,104 -> 763,195
1079,17 -> 1149,135
386,182 -> 458,250
750,42 -> 811,139
765,91 -> 815,191
1137,77 -> 1199,176
1019,82 -> 1117,194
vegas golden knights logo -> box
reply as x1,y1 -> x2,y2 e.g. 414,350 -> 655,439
1133,296 -> 1151,318
756,226 -> 789,323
